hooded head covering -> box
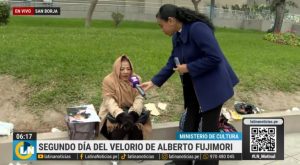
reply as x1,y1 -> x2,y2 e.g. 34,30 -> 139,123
102,55 -> 139,108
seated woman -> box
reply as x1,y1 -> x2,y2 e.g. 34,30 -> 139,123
99,55 -> 152,140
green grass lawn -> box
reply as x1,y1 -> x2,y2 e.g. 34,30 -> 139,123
0,16 -> 299,112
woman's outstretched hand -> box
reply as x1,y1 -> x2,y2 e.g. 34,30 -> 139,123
140,81 -> 154,91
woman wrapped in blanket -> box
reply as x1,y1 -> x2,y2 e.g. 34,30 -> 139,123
99,55 -> 152,140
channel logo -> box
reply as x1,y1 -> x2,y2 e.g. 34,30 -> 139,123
13,141 -> 37,160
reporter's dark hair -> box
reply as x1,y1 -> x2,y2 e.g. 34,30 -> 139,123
156,4 -> 214,31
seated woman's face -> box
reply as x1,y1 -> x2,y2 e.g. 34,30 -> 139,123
120,60 -> 132,81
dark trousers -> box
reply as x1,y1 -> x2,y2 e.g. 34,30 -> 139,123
174,104 -> 222,165
184,104 -> 222,132
171,74 -> 222,165
182,74 -> 222,132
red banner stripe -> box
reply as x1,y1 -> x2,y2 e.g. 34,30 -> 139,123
12,7 -> 35,15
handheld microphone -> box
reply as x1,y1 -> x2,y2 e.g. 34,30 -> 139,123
174,57 -> 183,75
174,57 -> 180,66
129,76 -> 146,99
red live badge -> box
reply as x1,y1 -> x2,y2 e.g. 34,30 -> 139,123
13,7 -> 35,15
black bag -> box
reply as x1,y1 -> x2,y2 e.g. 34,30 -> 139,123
65,116 -> 99,140
179,110 -> 237,132
106,109 -> 150,125
234,102 -> 256,114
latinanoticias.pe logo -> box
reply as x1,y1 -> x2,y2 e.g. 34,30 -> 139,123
13,141 -> 36,160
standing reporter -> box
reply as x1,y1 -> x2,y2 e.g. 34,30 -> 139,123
141,4 -> 239,165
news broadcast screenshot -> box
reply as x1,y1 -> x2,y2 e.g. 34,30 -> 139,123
0,0 -> 299,165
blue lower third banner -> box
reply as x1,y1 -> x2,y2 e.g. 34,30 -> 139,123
33,133 -> 242,160
12,132 -> 242,160
12,119 -> 284,161
176,132 -> 242,140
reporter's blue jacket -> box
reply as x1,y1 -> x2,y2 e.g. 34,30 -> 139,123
151,21 -> 239,112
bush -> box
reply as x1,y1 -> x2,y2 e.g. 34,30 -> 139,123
0,2 -> 10,26
264,32 -> 300,46
222,5 -> 229,10
111,12 -> 124,27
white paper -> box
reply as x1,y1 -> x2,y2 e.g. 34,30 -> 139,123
0,121 -> 14,136
145,103 -> 160,116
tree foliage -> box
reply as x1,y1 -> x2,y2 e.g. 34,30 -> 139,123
0,2 -> 10,26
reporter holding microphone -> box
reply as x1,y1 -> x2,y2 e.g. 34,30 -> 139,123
141,4 -> 239,165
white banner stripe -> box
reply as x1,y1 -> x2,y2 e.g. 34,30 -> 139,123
37,140 -> 242,153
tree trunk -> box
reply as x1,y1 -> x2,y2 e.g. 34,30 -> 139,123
210,0 -> 215,21
191,0 -> 201,12
273,0 -> 286,33
85,0 -> 98,28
